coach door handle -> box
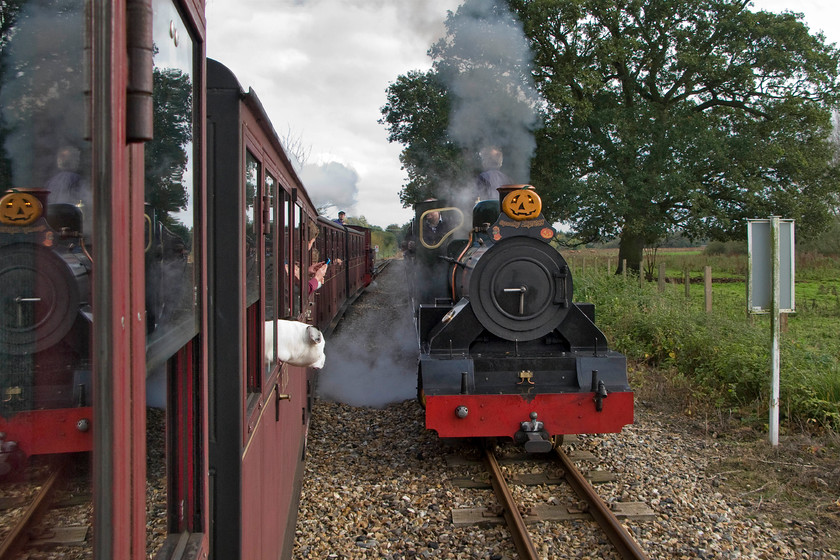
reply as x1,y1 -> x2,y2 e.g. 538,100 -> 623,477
275,386 -> 291,420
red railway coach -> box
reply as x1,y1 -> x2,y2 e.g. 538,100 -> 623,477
1,0 -> 209,558
312,217 -> 374,333
1,2 -> 368,559
206,57 -> 329,560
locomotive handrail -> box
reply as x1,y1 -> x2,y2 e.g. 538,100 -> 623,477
419,206 -> 464,250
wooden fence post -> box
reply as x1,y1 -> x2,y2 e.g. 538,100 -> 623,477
622,259 -> 627,281
684,269 -> 690,298
704,265 -> 712,313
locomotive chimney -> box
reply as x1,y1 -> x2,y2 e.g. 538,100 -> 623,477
497,184 -> 520,206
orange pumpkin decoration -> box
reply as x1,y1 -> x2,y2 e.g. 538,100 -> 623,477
501,187 -> 541,220
0,191 -> 43,226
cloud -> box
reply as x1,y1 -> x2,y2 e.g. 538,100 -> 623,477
298,160 -> 359,211
205,0 -> 840,227
206,0 -> 462,227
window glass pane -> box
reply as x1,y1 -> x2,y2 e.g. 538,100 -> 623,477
0,0 -> 92,462
264,173 -> 276,375
146,0 -> 197,370
245,151 -> 259,305
292,205 -> 302,317
281,194 -> 290,318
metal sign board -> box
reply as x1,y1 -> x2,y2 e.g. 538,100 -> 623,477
747,218 -> 795,313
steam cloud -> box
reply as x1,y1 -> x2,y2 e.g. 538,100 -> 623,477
316,277 -> 418,408
440,0 -> 541,193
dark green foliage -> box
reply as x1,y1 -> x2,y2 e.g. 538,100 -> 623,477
145,66 -> 193,231
382,0 -> 840,276
704,240 -> 747,256
379,70 -> 471,206
798,215 -> 840,256
509,0 -> 840,272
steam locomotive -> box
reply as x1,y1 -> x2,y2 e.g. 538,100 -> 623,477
0,190 -> 93,468
409,185 -> 633,452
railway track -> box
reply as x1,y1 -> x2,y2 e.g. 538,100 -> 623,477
0,458 -> 70,560
450,440 -> 652,559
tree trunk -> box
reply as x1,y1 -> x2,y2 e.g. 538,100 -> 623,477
616,232 -> 645,275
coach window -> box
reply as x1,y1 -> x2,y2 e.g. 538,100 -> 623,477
245,151 -> 260,307
145,1 -> 198,371
264,172 -> 277,377
308,218 -> 321,269
281,193 -> 290,317
292,203 -> 303,318
244,151 -> 260,394
147,0 -> 202,547
0,0 -> 92,513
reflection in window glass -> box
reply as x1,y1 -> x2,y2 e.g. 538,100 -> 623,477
145,0 -> 197,370
264,173 -> 276,376
292,205 -> 302,318
245,151 -> 259,306
0,0 -> 92,451
282,195 -> 290,318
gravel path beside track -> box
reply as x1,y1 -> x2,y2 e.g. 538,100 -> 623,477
293,258 -> 839,560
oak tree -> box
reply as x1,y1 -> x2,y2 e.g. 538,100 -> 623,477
382,0 -> 840,272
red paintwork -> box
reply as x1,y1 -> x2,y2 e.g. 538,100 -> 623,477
0,408 -> 93,455
89,1 -> 210,558
425,392 -> 634,438
242,365 -> 311,559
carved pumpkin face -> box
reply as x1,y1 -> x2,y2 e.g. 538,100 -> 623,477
0,192 -> 43,226
502,188 -> 541,220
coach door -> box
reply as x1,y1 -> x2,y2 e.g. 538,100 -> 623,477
144,0 -> 207,557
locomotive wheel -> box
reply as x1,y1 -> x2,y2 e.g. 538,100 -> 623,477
551,434 -> 565,449
0,243 -> 82,355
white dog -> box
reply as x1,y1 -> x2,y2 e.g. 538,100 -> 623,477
267,319 -> 326,369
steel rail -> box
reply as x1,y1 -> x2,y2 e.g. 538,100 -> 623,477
555,447 -> 650,560
483,447 -> 539,560
0,460 -> 67,560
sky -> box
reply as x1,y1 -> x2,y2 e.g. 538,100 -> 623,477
205,0 -> 840,230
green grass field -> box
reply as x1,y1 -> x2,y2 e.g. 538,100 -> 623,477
565,248 -> 840,432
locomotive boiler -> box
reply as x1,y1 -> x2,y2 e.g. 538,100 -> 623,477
409,185 -> 633,452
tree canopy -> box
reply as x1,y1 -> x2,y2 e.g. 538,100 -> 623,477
381,0 -> 840,271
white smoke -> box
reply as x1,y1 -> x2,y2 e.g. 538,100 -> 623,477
439,0 -> 541,184
316,272 -> 418,408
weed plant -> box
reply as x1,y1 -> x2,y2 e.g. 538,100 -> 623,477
573,266 -> 840,432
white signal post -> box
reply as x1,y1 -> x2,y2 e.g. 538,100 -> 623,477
747,216 -> 795,447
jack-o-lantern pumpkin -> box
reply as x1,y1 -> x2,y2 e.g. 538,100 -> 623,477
501,187 -> 542,220
0,191 -> 43,226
